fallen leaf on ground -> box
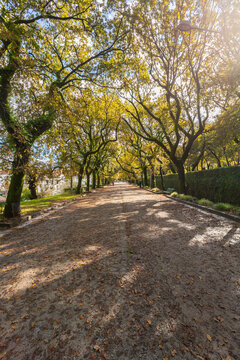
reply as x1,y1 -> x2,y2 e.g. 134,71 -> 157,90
206,334 -> 212,342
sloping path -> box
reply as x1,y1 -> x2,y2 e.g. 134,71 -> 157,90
0,184 -> 240,360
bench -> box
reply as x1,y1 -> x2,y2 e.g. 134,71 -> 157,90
163,188 -> 175,194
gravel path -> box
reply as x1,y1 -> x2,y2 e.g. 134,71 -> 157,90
0,184 -> 240,360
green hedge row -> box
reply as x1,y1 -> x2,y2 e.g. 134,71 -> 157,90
155,166 -> 240,205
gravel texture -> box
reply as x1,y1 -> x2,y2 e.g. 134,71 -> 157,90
0,183 -> 240,360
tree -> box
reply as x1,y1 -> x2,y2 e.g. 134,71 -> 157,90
121,0 -> 226,193
0,0 -> 128,217
49,89 -> 120,193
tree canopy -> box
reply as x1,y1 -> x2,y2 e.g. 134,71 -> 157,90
0,0 -> 240,217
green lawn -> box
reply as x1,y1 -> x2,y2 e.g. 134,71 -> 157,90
0,193 -> 82,217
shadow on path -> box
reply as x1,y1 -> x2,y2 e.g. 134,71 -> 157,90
0,184 -> 240,360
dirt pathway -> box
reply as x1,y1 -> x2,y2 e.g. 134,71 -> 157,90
0,184 -> 240,360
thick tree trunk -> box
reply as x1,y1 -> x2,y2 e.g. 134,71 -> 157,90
176,163 -> 186,194
92,170 -> 96,189
97,173 -> 101,188
143,165 -> 148,186
76,166 -> 84,194
86,172 -> 90,192
28,175 -> 37,199
4,147 -> 30,218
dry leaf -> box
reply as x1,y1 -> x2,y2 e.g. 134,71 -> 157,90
206,334 -> 212,342
93,345 -> 101,352
147,319 -> 152,325
171,349 -> 177,356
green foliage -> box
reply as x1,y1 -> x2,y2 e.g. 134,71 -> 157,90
170,191 -> 239,215
171,193 -> 197,202
157,166 -> 240,205
21,187 -> 32,201
198,199 -> 214,207
151,187 -> 163,194
20,192 -> 81,216
212,203 -> 236,212
178,194 -> 197,202
0,202 -> 5,216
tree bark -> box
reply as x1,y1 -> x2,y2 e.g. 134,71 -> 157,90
159,165 -> 165,190
143,165 -> 148,186
92,170 -> 96,189
176,162 -> 186,194
151,166 -> 155,188
28,175 -> 37,199
4,146 -> 30,218
86,172 -> 90,192
97,173 -> 101,188
76,166 -> 84,194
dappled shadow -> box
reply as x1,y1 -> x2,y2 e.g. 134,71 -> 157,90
0,184 -> 240,359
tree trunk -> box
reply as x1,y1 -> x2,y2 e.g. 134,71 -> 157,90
92,170 -> 96,189
4,146 -> 30,218
28,175 -> 37,199
143,165 -> 148,186
151,167 -> 155,188
210,150 -> 221,167
176,162 -> 186,194
223,148 -> 230,167
159,165 -> 165,190
76,166 -> 84,194
97,173 -> 101,188
86,172 -> 90,192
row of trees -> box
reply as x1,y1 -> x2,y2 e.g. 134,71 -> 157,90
0,0 -> 239,217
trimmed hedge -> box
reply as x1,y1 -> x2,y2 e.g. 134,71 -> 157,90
156,166 -> 240,205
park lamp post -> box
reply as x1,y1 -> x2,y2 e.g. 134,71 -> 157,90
177,20 -> 220,34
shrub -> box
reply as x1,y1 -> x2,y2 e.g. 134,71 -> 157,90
213,202 -> 236,212
178,194 -> 197,202
152,187 -> 163,193
156,166 -> 240,205
198,198 -> 214,207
